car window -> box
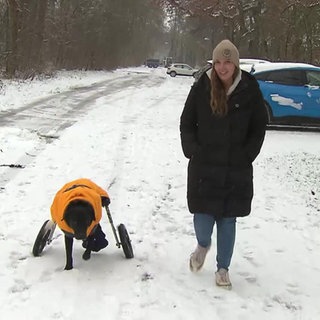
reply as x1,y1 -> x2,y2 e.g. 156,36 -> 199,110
306,71 -> 320,86
255,70 -> 305,86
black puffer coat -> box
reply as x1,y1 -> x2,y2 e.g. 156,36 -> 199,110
180,70 -> 267,217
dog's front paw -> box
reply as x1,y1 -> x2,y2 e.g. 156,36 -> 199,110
82,250 -> 91,261
64,264 -> 73,270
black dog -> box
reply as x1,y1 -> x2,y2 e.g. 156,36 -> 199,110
63,200 -> 108,270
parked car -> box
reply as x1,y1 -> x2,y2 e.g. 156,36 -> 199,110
193,61 -> 212,81
239,58 -> 271,72
164,57 -> 173,68
250,62 -> 320,128
246,62 -> 320,128
193,58 -> 271,81
193,60 -> 320,129
166,63 -> 198,77
146,59 -> 160,68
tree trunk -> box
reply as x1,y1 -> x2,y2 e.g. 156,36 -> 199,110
5,0 -> 18,76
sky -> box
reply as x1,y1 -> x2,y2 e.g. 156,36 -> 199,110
0,66 -> 320,320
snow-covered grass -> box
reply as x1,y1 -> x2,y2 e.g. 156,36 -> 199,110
0,66 -> 320,319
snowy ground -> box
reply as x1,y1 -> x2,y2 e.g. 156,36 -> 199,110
0,67 -> 320,319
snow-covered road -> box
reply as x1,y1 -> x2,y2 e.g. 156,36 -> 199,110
0,67 -> 320,319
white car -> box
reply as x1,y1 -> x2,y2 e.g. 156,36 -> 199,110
166,63 -> 198,77
239,58 -> 271,72
240,58 -> 270,65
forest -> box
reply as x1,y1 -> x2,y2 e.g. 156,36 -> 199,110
0,0 -> 319,78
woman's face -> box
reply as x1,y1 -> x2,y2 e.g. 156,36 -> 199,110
214,59 -> 236,87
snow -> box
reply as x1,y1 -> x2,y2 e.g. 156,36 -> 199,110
271,94 -> 303,110
1,66 -> 320,319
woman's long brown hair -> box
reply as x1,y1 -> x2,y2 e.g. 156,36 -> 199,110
210,66 -> 239,116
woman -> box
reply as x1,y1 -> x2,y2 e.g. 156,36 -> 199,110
180,40 -> 267,288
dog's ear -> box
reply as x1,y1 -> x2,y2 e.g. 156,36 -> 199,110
89,206 -> 95,221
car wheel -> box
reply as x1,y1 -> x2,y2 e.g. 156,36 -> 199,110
170,71 -> 176,77
264,101 -> 274,124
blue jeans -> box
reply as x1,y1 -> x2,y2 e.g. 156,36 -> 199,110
193,213 -> 236,271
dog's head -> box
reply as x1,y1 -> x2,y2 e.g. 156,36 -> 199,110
63,200 -> 95,240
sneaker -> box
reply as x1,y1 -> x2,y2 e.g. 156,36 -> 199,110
215,268 -> 232,289
189,244 -> 210,272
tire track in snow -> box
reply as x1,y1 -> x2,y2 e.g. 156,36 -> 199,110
0,72 -> 164,189
102,80 -> 203,319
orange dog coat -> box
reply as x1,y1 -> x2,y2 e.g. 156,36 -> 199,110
51,178 -> 109,237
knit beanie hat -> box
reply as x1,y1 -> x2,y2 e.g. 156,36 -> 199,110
212,39 -> 239,68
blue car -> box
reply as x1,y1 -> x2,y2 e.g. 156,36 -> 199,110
247,62 -> 320,129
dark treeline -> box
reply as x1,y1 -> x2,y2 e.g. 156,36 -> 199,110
160,0 -> 320,67
0,0 -> 165,78
0,0 -> 319,78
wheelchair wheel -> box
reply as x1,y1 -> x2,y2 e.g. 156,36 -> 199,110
32,220 -> 56,257
117,223 -> 134,259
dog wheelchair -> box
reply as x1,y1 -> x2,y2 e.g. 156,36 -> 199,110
32,205 -> 134,259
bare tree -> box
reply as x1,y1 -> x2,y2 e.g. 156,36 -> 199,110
1,0 -> 319,78
5,0 -> 19,76
156,0 -> 320,64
